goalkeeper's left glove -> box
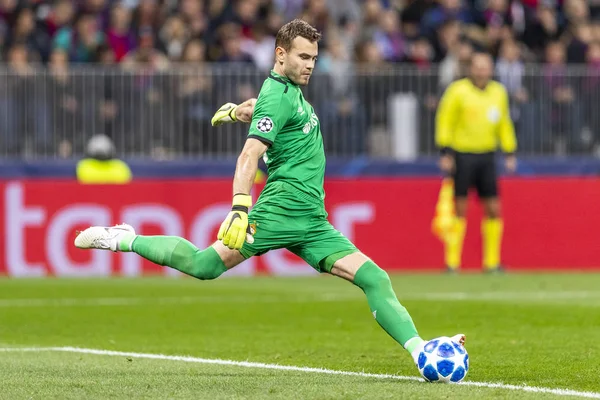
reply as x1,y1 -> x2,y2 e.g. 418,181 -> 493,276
211,102 -> 238,127
218,194 -> 255,249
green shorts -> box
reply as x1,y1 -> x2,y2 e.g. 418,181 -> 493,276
239,182 -> 358,273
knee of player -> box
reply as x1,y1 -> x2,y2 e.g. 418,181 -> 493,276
198,274 -> 219,281
486,210 -> 501,219
190,249 -> 228,280
355,262 -> 392,290
195,269 -> 222,280
483,203 -> 501,219
373,267 -> 392,288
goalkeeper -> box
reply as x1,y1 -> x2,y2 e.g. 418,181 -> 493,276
435,52 -> 517,273
75,19 -> 464,369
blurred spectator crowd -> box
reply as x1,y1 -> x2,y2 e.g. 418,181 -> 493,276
1,0 -> 600,158
2,0 -> 600,66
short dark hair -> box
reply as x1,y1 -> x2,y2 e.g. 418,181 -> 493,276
275,19 -> 321,51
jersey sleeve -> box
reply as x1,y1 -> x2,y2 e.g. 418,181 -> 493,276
498,86 -> 517,154
435,83 -> 461,152
248,88 -> 293,146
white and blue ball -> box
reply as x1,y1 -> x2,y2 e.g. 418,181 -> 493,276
417,336 -> 469,383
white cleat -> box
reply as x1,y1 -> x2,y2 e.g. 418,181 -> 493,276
451,333 -> 466,346
74,224 -> 135,252
411,334 -> 466,365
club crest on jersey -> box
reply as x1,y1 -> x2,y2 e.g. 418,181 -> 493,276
487,107 -> 500,123
257,117 -> 273,133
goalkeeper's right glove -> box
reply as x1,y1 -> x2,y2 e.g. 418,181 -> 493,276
211,102 -> 239,126
217,194 -> 255,249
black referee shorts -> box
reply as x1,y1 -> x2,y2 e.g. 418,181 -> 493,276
453,152 -> 498,198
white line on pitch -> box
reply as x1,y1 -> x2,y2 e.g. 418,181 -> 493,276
0,295 -> 358,307
0,291 -> 599,308
0,346 -> 598,399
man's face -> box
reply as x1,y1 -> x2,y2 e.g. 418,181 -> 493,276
470,53 -> 493,84
9,46 -> 27,65
50,49 -> 68,67
588,43 -> 600,62
442,0 -> 461,11
55,1 -> 74,25
501,42 -> 519,61
546,44 -> 565,64
440,21 -> 460,45
279,36 -> 318,86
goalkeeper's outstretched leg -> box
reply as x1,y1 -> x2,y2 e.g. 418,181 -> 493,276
329,251 -> 466,365
75,224 -> 245,280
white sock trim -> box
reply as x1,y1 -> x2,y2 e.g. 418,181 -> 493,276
124,234 -> 137,252
405,336 -> 423,351
405,337 -> 425,362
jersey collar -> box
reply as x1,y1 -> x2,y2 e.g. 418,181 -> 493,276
468,78 -> 490,92
270,70 -> 297,86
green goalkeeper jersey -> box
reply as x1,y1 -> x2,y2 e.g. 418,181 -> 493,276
248,70 -> 325,204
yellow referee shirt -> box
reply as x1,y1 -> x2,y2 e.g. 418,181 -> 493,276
76,158 -> 132,184
435,78 -> 517,154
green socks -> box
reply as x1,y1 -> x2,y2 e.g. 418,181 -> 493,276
122,235 -> 227,280
353,261 -> 423,352
118,235 -> 422,354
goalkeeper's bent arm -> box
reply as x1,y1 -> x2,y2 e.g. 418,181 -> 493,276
211,98 -> 257,126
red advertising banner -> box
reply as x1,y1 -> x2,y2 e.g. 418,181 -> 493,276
0,178 -> 598,277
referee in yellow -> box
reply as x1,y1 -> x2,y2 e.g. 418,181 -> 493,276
435,52 -> 517,273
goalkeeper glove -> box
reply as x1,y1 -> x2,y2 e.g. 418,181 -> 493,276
218,194 -> 255,249
211,102 -> 238,127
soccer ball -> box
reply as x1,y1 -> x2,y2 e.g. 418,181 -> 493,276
416,336 -> 469,383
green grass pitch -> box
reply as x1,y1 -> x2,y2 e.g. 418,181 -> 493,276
1,273 -> 599,399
